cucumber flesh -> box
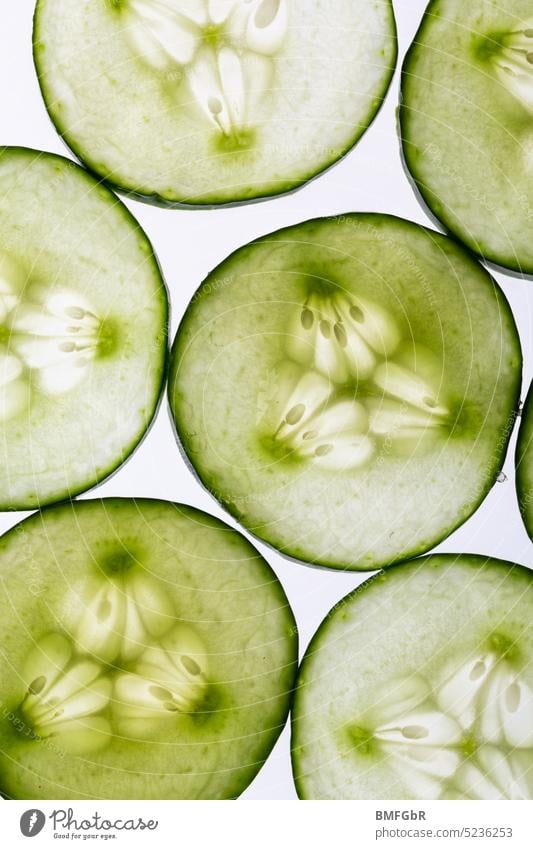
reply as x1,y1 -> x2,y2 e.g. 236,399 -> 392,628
516,381 -> 533,538
0,499 -> 297,799
0,148 -> 167,510
169,214 -> 521,570
400,0 -> 533,272
33,0 -> 397,205
291,555 -> 533,799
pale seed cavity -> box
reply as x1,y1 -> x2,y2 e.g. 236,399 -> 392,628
74,569 -> 176,664
122,0 -> 288,137
270,366 -> 374,470
402,725 -> 429,740
19,594 -> 209,751
300,308 -> 313,330
0,255 -> 104,419
361,651 -> 533,799
285,403 -> 305,425
350,305 -> 364,323
113,625 -> 209,720
28,675 -> 47,696
506,682 -> 521,713
182,655 -> 202,676
492,23 -> 533,112
19,633 -> 112,754
270,290 -> 450,470
470,660 -> 487,681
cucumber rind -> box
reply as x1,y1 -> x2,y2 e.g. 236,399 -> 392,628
169,212 -> 522,571
516,380 -> 533,539
290,566 -> 386,800
0,147 -> 169,511
32,2 -> 398,208
291,553 -> 533,799
399,0 -> 533,275
0,497 -> 298,800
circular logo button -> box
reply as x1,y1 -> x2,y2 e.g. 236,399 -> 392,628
20,810 -> 46,837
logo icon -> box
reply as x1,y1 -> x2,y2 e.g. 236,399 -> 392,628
20,810 -> 46,838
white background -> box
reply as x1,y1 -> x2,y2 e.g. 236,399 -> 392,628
0,0 -> 532,801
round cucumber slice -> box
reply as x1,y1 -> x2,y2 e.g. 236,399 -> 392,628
33,0 -> 397,206
400,1 -> 533,273
291,554 -> 533,800
516,380 -> 533,538
0,498 -> 297,799
169,214 -> 521,571
0,147 -> 167,510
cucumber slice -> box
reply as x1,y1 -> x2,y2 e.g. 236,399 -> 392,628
0,498 -> 297,799
169,214 -> 521,571
33,0 -> 397,206
400,1 -> 533,272
516,381 -> 533,538
0,148 -> 167,510
291,554 -> 533,800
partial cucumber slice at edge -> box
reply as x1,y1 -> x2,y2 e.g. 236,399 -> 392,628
399,0 -> 533,275
516,380 -> 533,538
291,553 -> 533,800
0,146 -> 169,510
32,1 -> 398,207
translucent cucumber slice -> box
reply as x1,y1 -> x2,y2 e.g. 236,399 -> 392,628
33,0 -> 397,206
0,148 -> 167,510
169,214 -> 521,571
291,554 -> 533,800
400,0 -> 533,273
516,381 -> 533,538
0,498 -> 297,800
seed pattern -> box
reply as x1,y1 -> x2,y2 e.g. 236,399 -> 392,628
0,257 -> 103,420
493,25 -> 533,112
19,634 -> 112,754
365,652 -> 533,799
114,625 -> 208,719
19,571 -> 209,754
122,0 -> 287,137
270,290 -> 450,470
